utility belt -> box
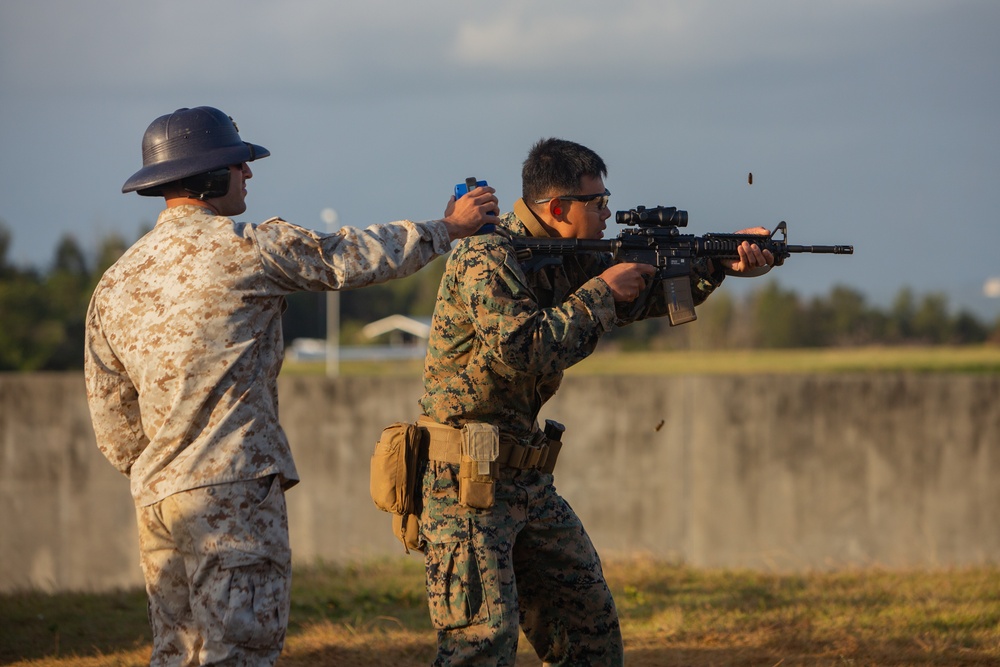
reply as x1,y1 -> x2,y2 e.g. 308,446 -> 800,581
419,416 -> 564,511
417,416 -> 564,473
369,417 -> 565,554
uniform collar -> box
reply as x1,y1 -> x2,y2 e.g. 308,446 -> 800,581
156,203 -> 220,225
513,198 -> 551,239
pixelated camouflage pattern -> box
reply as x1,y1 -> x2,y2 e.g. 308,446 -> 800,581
420,201 -> 722,665
85,204 -> 452,506
419,199 -> 723,440
138,475 -> 290,666
417,200 -> 725,664
421,462 -> 623,666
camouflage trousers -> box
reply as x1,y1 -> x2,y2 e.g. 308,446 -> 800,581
420,461 -> 623,666
135,475 -> 292,667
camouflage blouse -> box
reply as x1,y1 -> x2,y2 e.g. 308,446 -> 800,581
419,199 -> 724,443
86,204 -> 452,506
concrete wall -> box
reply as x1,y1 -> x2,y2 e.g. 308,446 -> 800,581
1,372 -> 997,592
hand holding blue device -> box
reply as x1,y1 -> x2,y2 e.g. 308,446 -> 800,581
454,176 -> 495,234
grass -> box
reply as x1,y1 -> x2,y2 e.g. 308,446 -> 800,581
281,345 -> 1000,377
3,558 -> 998,666
5,345 -> 996,665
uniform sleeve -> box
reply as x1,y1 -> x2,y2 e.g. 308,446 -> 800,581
689,257 -> 727,304
248,217 -> 452,292
616,257 -> 726,324
452,238 -> 617,376
83,297 -> 148,476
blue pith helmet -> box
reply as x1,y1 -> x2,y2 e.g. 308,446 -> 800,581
122,106 -> 270,196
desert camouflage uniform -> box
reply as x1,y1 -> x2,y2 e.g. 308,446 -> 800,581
85,204 -> 454,666
418,199 -> 725,665
136,475 -> 289,666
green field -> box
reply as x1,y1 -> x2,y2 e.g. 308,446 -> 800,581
2,558 -> 998,666
282,345 -> 1000,377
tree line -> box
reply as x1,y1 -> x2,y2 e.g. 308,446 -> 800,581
1,221 -> 997,371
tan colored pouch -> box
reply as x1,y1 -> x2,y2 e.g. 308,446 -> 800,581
392,512 -> 425,554
371,422 -> 426,553
370,422 -> 422,515
459,422 -> 499,509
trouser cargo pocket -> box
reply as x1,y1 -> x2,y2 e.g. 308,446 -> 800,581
424,535 -> 490,630
218,553 -> 288,649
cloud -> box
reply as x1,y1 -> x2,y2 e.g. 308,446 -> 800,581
1,0 -> 955,95
1,0 -> 998,318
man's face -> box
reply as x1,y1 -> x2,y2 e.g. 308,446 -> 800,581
210,163 -> 252,216
556,175 -> 611,240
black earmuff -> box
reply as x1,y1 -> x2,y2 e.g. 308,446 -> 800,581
180,167 -> 231,200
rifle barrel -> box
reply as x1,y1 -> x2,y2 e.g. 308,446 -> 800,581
512,236 -> 854,258
787,245 -> 854,254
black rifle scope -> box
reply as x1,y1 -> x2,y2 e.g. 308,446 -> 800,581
616,205 -> 688,228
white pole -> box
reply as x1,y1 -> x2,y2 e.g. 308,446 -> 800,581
321,208 -> 340,378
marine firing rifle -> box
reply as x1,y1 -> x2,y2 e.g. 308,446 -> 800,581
510,205 -> 854,326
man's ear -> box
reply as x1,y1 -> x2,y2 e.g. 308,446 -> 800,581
547,198 -> 564,220
531,198 -> 566,236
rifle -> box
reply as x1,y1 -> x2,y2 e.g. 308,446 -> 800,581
510,205 -> 853,326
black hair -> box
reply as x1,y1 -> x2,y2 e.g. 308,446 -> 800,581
521,138 -> 607,202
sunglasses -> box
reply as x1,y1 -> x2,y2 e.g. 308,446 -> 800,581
533,189 -> 611,211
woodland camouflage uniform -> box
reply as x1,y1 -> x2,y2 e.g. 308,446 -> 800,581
418,198 -> 725,666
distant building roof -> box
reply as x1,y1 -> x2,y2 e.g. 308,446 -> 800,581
361,315 -> 432,340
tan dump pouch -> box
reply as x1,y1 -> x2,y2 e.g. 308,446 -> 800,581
370,421 -> 422,515
370,422 -> 425,554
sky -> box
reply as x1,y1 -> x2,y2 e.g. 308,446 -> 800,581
2,0 -> 999,319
